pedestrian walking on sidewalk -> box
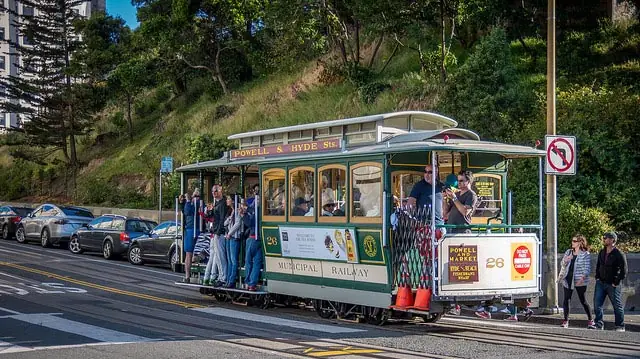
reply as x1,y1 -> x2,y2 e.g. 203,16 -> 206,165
593,231 -> 628,332
557,234 -> 594,329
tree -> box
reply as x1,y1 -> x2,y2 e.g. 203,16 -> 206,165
109,57 -> 153,141
0,0 -> 92,171
71,13 -> 131,85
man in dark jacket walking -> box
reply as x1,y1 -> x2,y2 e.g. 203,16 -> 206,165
593,231 -> 628,331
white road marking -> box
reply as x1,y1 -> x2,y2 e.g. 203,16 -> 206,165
3,311 -> 151,343
0,241 -> 182,278
0,341 -> 152,354
0,247 -> 42,259
0,340 -> 29,354
192,307 -> 365,334
0,306 -> 21,315
0,271 -> 28,281
228,338 -> 303,350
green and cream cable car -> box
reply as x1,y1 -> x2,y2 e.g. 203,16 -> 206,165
175,111 -> 545,323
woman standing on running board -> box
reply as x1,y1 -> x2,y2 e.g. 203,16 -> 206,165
558,234 -> 595,329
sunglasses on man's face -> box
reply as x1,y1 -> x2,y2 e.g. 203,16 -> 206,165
424,170 -> 433,174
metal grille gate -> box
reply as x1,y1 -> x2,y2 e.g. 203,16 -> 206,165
391,206 -> 435,292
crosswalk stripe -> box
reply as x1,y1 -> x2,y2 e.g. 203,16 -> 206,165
6,313 -> 152,343
0,340 -> 29,354
192,307 -> 365,334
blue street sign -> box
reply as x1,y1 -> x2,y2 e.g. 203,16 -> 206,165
160,157 -> 173,173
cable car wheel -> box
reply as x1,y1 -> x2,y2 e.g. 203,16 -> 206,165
364,306 -> 389,326
419,312 -> 442,323
313,300 -> 337,319
250,294 -> 271,309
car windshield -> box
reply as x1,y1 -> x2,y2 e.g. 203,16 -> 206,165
13,208 -> 32,217
126,220 -> 156,233
61,207 -> 94,218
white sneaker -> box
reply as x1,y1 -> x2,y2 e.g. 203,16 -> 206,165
561,320 -> 569,328
499,307 -> 511,314
615,327 -> 625,332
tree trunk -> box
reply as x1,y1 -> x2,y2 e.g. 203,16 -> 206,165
214,44 -> 229,95
126,92 -> 134,141
355,21 -> 360,65
368,35 -> 384,69
379,42 -> 399,75
440,0 -> 447,82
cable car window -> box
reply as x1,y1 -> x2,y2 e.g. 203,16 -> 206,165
289,167 -> 315,221
318,165 -> 347,222
262,169 -> 286,219
351,163 -> 382,222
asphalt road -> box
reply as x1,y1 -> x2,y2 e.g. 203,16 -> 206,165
0,239 -> 638,359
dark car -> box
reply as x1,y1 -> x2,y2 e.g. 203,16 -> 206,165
69,214 -> 157,260
127,221 -> 181,269
0,206 -> 33,240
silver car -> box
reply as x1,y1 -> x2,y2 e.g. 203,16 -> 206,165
15,204 -> 94,247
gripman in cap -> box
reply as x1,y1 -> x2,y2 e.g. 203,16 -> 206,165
593,231 -> 628,332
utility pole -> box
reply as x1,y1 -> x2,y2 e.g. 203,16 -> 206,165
543,0 -> 560,314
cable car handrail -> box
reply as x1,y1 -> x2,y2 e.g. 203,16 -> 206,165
435,224 -> 542,229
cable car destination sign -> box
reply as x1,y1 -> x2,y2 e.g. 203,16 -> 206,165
230,138 -> 341,159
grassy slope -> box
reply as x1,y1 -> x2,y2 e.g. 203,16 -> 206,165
79,48 -> 422,194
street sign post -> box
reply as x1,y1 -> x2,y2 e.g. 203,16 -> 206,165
545,136 -> 576,175
160,157 -> 174,220
161,157 -> 174,173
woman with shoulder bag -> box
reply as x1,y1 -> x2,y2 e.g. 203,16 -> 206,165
558,234 -> 595,329
224,196 -> 243,288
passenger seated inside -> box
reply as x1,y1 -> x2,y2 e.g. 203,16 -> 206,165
292,197 -> 310,216
321,200 -> 336,216
321,175 -> 335,205
273,197 -> 286,215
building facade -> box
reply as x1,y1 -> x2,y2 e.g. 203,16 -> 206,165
0,0 -> 105,131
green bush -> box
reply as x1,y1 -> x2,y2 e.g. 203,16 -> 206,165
77,176 -> 114,205
185,135 -> 235,163
558,198 -> 613,253
0,160 -> 36,200
439,27 -> 537,142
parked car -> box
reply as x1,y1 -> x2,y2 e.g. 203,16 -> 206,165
69,214 -> 157,259
127,221 -> 181,269
15,204 -> 94,247
0,206 -> 33,240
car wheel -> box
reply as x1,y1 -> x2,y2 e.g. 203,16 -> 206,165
128,245 -> 144,265
68,235 -> 83,254
41,228 -> 52,248
170,249 -> 180,272
2,225 -> 9,240
15,226 -> 26,243
103,240 -> 114,260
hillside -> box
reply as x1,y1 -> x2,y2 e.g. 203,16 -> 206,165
1,10 -> 639,251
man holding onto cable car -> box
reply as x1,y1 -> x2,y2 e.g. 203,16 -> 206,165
407,164 -> 444,224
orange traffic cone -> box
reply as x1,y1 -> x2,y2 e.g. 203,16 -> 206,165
392,256 -> 414,308
410,257 -> 432,310
412,286 -> 431,310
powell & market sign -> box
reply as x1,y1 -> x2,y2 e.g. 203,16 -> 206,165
230,138 -> 341,159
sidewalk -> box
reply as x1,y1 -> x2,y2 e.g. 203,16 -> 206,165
457,308 -> 640,332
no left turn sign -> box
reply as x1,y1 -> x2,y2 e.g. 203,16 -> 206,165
545,135 -> 577,175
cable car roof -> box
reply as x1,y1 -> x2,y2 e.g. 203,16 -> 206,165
176,138 -> 544,172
